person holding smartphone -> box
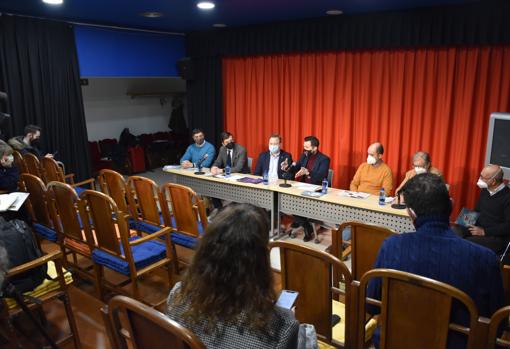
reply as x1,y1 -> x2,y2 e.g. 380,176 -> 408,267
166,203 -> 307,349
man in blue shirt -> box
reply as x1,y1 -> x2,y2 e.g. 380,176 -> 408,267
367,173 -> 504,349
180,128 -> 215,169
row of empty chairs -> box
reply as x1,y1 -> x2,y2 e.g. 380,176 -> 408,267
19,169 -> 208,306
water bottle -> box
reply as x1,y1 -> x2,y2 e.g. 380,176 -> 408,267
379,187 -> 386,205
321,178 -> 328,194
225,165 -> 231,177
263,170 -> 269,185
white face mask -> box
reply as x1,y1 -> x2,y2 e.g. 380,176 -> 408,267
414,166 -> 427,174
367,155 -> 377,165
477,178 -> 488,189
269,145 -> 280,154
3,155 -> 14,166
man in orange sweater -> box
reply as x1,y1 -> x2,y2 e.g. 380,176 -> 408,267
350,142 -> 393,196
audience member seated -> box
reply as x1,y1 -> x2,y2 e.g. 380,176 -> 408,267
210,131 -> 249,175
253,133 -> 292,182
282,135 -> 330,242
0,141 -> 18,193
180,128 -> 216,169
367,173 -> 504,349
166,203 -> 303,349
350,142 -> 392,196
8,124 -> 53,158
395,151 -> 442,194
463,164 -> 510,255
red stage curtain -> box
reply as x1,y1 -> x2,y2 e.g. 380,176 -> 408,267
223,46 -> 510,214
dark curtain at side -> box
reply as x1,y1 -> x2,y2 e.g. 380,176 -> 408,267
186,56 -> 223,146
185,0 -> 510,140
0,15 -> 91,179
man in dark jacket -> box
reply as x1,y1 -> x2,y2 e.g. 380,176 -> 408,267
0,140 -> 18,192
253,133 -> 292,181
8,124 -> 53,159
282,136 -> 330,241
465,164 -> 510,254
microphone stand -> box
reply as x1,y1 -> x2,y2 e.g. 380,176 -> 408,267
391,191 -> 406,209
194,159 -> 206,175
279,167 -> 292,188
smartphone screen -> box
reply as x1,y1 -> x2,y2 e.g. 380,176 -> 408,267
276,290 -> 299,309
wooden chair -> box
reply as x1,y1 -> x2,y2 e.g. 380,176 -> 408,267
486,305 -> 510,348
0,250 -> 81,349
79,190 -> 173,305
126,176 -> 167,234
98,169 -> 130,214
101,295 -> 206,349
40,156 -> 96,194
268,240 -> 356,348
47,181 -> 96,284
331,222 -> 395,281
357,269 -> 480,349
19,173 -> 58,242
12,150 -> 27,173
160,183 -> 208,273
22,152 -> 44,180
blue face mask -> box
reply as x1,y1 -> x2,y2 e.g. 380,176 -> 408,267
269,145 -> 280,154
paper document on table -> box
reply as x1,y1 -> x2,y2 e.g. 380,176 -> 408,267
0,192 -> 29,212
163,165 -> 181,171
385,197 -> 395,204
338,190 -> 371,199
294,183 -> 321,191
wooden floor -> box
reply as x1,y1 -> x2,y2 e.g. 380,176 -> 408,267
8,241 -> 282,349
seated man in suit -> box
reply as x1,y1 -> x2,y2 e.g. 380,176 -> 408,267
180,128 -> 216,169
211,131 -> 249,175
368,173 -> 503,349
282,136 -> 330,242
463,164 -> 510,255
210,132 -> 249,212
253,133 -> 292,182
350,142 -> 393,196
395,151 -> 442,195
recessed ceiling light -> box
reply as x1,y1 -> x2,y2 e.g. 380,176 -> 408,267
197,1 -> 215,10
213,23 -> 226,28
42,0 -> 63,5
326,9 -> 343,15
140,12 -> 164,18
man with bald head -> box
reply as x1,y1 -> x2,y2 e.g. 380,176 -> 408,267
464,164 -> 510,254
395,151 -> 442,194
350,142 -> 393,196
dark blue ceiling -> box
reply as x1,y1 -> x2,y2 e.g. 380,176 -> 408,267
0,0 -> 478,33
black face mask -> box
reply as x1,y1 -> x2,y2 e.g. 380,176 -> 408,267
303,149 -> 311,157
225,142 -> 235,150
31,139 -> 41,148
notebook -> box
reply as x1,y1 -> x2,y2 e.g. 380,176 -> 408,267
455,207 -> 480,227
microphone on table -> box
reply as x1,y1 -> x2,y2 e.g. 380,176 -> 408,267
391,189 -> 407,209
279,158 -> 293,188
194,153 -> 208,175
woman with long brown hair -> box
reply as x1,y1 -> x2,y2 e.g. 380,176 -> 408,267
166,203 -> 300,349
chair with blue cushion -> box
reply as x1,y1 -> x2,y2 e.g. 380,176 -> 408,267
22,152 -> 44,177
19,173 -> 58,242
98,169 -> 130,214
160,183 -> 207,273
126,176 -> 167,234
40,156 -> 95,195
47,181 -> 96,286
79,189 -> 173,305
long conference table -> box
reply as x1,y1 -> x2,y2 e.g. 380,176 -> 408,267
163,168 -> 415,234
